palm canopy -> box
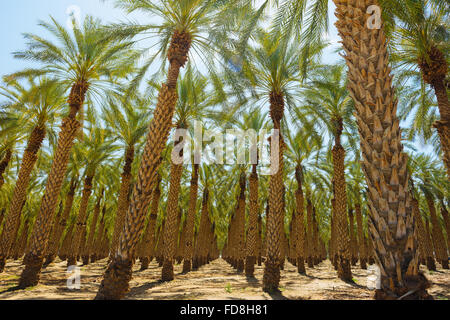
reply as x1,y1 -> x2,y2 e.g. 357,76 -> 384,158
299,64 -> 356,141
0,77 -> 66,140
8,15 -> 137,104
101,91 -> 151,149
102,0 -> 245,90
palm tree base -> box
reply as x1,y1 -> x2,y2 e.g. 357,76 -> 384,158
182,259 -> 191,273
262,259 -> 280,292
374,273 -> 432,300
0,256 -> 6,273
18,253 -> 44,288
67,256 -> 77,267
95,257 -> 133,300
82,255 -> 89,265
161,260 -> 174,281
140,257 -> 149,270
297,258 -> 306,274
439,260 -> 449,269
337,257 -> 352,282
43,254 -> 55,268
245,256 -> 256,277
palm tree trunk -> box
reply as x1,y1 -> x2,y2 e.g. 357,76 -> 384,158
139,175 -> 161,270
95,30 -> 191,300
245,164 -> 259,277
43,202 -> 63,267
92,207 -> 106,262
333,0 -> 429,299
412,197 -> 436,271
182,164 -> 199,273
18,81 -> 88,288
263,90 -> 285,293
67,174 -> 94,266
355,203 -> 367,269
418,46 -> 450,178
83,190 -> 103,265
0,126 -> 46,272
0,148 -> 12,189
441,204 -> 450,251
161,158 -> 184,281
110,146 -> 135,256
348,208 -> 358,266
426,196 -> 449,269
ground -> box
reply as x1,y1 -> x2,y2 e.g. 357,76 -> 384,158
0,258 -> 449,300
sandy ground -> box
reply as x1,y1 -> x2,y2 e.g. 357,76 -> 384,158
0,258 -> 448,300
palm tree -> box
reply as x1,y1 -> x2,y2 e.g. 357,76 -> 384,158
102,92 -> 150,257
9,16 -> 135,288
96,0 -> 240,299
0,77 -> 65,272
383,0 -> 450,177
332,0 -> 431,299
67,115 -> 119,267
237,30 -> 301,292
161,67 -> 215,281
285,121 -> 321,274
300,64 -> 356,280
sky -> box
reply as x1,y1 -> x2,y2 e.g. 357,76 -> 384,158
0,0 -> 341,76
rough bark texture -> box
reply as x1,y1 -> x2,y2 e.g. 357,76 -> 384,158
19,81 -> 87,288
139,176 -> 161,270
412,197 -> 436,271
82,191 -> 103,264
355,203 -> 367,269
182,164 -> 199,273
426,196 -> 448,269
110,146 -> 135,256
0,126 -> 45,272
161,157 -> 184,281
263,90 -> 284,293
95,30 -> 191,300
0,149 -> 12,189
67,175 -> 94,267
333,0 -> 430,299
294,166 -> 306,274
441,205 -> 450,251
417,46 -> 450,178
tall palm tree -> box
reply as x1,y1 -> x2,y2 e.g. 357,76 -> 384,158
9,16 -> 135,288
300,64 -> 356,280
96,0 -> 240,299
0,77 -> 65,272
238,30 -> 301,292
285,121 -> 321,274
332,0 -> 431,299
383,0 -> 450,177
102,92 -> 151,257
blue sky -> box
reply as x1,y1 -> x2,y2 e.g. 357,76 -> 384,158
0,1 -> 341,76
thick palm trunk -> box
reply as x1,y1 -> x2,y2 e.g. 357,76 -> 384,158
48,177 -> 78,264
263,90 -> 285,293
18,81 -> 88,288
355,203 -> 367,269
333,0 -> 429,299
0,149 -> 12,189
95,30 -> 191,300
110,146 -> 135,256
92,207 -> 106,262
245,165 -> 259,277
43,202 -> 63,267
59,223 -> 75,262
161,158 -> 184,281
418,46 -> 450,178
182,164 -> 199,273
412,197 -> 436,271
195,190 -> 210,269
426,196 -> 448,269
332,129 -> 352,281
0,126 -> 46,272
67,174 -> 94,266
139,175 -> 161,270
82,191 -> 103,265
306,197 -> 314,268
